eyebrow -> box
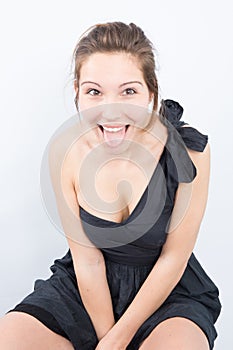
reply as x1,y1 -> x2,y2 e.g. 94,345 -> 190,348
120,81 -> 143,87
81,81 -> 101,87
80,81 -> 143,87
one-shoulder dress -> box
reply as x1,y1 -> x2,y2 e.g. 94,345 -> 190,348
8,99 -> 221,349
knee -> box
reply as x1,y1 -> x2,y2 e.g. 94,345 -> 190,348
0,312 -> 74,350
0,313 -> 17,347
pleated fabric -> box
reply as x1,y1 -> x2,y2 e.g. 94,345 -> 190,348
8,99 -> 221,349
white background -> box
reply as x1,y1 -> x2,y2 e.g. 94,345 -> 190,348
0,1 -> 232,348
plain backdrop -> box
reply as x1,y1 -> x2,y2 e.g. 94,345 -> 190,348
0,1 -> 232,348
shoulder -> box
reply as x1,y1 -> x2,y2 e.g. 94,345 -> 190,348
159,99 -> 208,153
179,123 -> 211,186
186,141 -> 210,185
159,99 -> 209,181
49,122 -> 83,159
48,122 -> 85,186
181,124 -> 210,173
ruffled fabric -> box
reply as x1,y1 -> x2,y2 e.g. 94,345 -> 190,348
7,99 -> 220,350
159,99 -> 208,152
159,99 -> 208,183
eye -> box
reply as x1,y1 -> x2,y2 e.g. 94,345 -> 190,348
122,88 -> 137,96
87,88 -> 101,96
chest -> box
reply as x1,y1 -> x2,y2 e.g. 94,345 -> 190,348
75,153 -> 161,224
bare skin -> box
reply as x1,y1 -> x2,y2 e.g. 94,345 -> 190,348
0,53 -> 211,349
139,317 -> 209,350
0,314 -> 209,350
0,312 -> 74,349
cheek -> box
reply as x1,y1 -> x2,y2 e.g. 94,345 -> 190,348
78,97 -> 93,112
78,94 -> 105,112
135,91 -> 151,105
121,103 -> 153,129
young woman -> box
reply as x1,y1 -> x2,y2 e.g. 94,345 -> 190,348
0,22 -> 221,349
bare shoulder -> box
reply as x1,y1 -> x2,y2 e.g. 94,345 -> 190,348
49,122 -> 84,160
49,122 -> 87,169
187,141 -> 210,162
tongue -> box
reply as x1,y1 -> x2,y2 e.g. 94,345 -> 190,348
103,127 -> 126,147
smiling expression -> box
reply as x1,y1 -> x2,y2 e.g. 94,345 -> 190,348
76,52 -> 154,148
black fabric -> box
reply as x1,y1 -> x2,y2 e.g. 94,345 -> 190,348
8,303 -> 68,339
8,99 -> 221,350
159,99 -> 208,152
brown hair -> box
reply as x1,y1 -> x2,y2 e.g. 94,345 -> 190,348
72,21 -> 159,111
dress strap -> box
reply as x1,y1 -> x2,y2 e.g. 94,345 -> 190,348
158,99 -> 208,183
159,99 -> 208,152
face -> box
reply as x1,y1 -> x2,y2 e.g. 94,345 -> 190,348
76,52 -> 154,149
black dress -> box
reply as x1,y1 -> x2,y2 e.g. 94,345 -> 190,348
8,99 -> 221,349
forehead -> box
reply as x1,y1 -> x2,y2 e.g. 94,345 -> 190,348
79,52 -> 143,81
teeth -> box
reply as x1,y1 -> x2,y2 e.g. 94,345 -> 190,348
102,126 -> 125,133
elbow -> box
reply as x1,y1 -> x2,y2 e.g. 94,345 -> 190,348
74,256 -> 106,288
74,253 -> 106,274
159,252 -> 190,284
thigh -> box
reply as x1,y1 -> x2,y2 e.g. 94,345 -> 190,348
0,312 -> 74,350
139,317 -> 210,350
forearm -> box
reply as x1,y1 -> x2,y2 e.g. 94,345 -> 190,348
111,255 -> 187,344
74,259 -> 115,340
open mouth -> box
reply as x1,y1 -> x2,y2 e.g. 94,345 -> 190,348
98,124 -> 129,132
98,124 -> 130,147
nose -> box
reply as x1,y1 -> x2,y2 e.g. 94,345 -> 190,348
99,103 -> 124,124
102,92 -> 121,106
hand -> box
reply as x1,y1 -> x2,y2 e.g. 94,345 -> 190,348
95,339 -> 126,350
95,315 -> 136,350
95,329 -> 127,350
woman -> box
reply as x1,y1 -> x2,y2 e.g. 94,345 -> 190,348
0,22 -> 221,349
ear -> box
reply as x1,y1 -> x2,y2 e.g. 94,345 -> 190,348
149,92 -> 154,103
148,94 -> 154,112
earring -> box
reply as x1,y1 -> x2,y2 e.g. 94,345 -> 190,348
148,99 -> 154,112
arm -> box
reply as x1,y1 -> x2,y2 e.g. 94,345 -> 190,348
48,129 -> 115,340
98,144 -> 211,348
